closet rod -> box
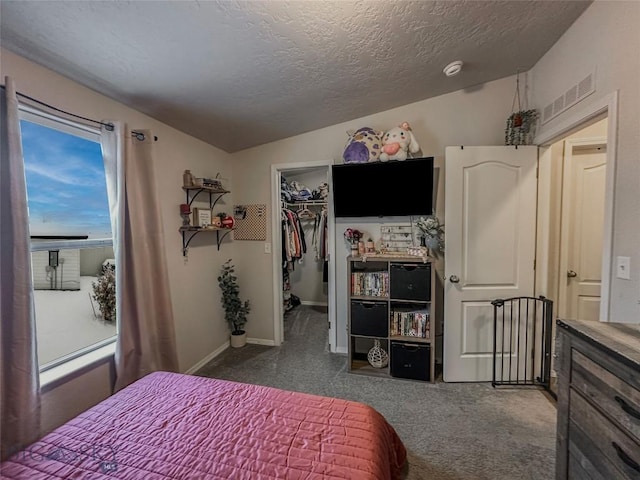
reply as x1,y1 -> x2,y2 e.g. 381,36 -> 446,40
1,85 -> 158,141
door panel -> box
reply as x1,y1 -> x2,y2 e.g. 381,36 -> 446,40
444,146 -> 537,382
464,163 -> 520,286
559,144 -> 606,322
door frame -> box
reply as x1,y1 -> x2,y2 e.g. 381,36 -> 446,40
270,160 -> 336,349
534,91 -> 618,322
557,136 -> 607,319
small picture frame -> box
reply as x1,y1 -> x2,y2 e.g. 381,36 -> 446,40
192,208 -> 212,227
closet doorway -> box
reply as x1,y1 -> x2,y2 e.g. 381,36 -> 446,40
270,161 -> 336,352
535,92 -> 617,323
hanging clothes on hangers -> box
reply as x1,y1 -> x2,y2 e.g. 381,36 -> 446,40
281,207 -> 306,267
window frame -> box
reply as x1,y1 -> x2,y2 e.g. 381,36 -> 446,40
19,105 -> 117,378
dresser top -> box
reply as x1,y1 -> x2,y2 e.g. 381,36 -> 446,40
557,319 -> 640,372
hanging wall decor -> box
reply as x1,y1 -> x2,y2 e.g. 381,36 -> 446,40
505,71 -> 539,146
233,204 -> 267,240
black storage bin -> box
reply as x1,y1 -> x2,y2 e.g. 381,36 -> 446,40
390,341 -> 430,381
390,263 -> 431,301
350,301 -> 388,337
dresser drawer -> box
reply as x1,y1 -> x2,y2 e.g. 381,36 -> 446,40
572,349 -> 640,442
569,389 -> 640,479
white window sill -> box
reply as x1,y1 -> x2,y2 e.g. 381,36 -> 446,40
40,341 -> 116,391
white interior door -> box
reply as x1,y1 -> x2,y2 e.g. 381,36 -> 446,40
558,141 -> 606,321
444,146 -> 537,382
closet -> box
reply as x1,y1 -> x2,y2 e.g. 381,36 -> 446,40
280,168 -> 329,316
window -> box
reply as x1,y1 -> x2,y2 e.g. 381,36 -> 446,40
19,108 -> 116,371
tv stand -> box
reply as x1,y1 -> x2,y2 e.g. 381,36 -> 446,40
347,255 -> 438,382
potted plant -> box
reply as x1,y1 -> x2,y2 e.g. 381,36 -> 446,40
415,216 -> 445,257
92,264 -> 116,323
217,259 -> 251,348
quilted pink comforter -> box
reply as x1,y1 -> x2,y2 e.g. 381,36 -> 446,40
1,372 -> 406,479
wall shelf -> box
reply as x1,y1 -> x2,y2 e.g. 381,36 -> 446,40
183,186 -> 230,209
179,226 -> 234,256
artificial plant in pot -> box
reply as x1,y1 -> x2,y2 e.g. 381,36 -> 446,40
218,259 -> 251,348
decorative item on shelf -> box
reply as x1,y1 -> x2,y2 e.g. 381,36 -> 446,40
367,339 -> 389,368
505,71 -> 538,146
344,228 -> 363,255
216,212 -> 234,229
192,177 -> 204,187
183,169 -> 195,187
180,203 -> 191,226
365,238 -> 375,253
218,259 -> 251,348
91,264 -> 116,323
380,224 -> 414,253
221,216 -> 235,229
357,241 -> 365,256
407,245 -> 429,258
202,177 -> 223,189
343,127 -> 383,163
193,207 -> 212,227
415,216 -> 444,258
380,121 -> 420,162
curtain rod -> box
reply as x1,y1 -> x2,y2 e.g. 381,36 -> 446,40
1,85 -> 158,141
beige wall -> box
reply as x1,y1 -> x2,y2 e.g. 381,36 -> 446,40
232,75 -> 517,347
531,1 -> 640,322
1,48 -> 237,433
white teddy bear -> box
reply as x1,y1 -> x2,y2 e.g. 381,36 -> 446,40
380,121 -> 420,161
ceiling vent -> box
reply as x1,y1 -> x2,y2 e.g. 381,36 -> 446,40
541,71 -> 595,124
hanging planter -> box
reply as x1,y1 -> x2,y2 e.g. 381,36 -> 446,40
505,71 -> 538,146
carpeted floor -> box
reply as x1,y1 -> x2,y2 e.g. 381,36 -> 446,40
196,305 -> 557,479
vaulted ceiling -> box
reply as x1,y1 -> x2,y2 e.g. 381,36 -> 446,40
0,1 -> 591,152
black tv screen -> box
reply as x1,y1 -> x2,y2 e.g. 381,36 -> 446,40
332,157 -> 434,218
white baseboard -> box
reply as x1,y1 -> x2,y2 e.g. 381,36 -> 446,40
300,301 -> 328,307
335,346 -> 347,354
184,341 -> 229,374
247,338 -> 276,346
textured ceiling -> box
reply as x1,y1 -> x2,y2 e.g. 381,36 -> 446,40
0,1 -> 591,152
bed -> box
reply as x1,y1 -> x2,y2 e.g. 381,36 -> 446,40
1,372 -> 406,479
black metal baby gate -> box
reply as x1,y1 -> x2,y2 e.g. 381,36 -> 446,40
491,296 -> 553,390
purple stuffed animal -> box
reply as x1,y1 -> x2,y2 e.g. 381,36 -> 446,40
342,127 -> 383,163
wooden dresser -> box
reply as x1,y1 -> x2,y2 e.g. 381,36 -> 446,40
556,319 -> 640,479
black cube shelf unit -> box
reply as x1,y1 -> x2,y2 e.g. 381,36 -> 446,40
348,255 -> 437,383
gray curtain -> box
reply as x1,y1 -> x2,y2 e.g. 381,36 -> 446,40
101,123 -> 179,392
0,77 -> 41,460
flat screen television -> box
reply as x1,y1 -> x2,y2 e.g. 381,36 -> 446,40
331,157 -> 433,217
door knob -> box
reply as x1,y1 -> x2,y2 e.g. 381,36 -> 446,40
567,270 -> 577,278
449,275 -> 460,283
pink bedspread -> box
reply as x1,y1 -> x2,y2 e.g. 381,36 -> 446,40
1,372 -> 406,479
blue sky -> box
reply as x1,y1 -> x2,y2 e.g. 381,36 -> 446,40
20,120 -> 112,238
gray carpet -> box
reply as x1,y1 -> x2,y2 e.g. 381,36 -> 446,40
196,305 -> 556,479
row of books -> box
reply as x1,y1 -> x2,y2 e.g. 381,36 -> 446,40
390,310 -> 430,339
351,271 -> 389,297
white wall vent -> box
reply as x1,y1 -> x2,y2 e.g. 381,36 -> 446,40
541,71 -> 596,124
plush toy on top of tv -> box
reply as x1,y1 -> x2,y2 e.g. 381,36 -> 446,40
380,122 -> 420,161
342,127 -> 383,163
